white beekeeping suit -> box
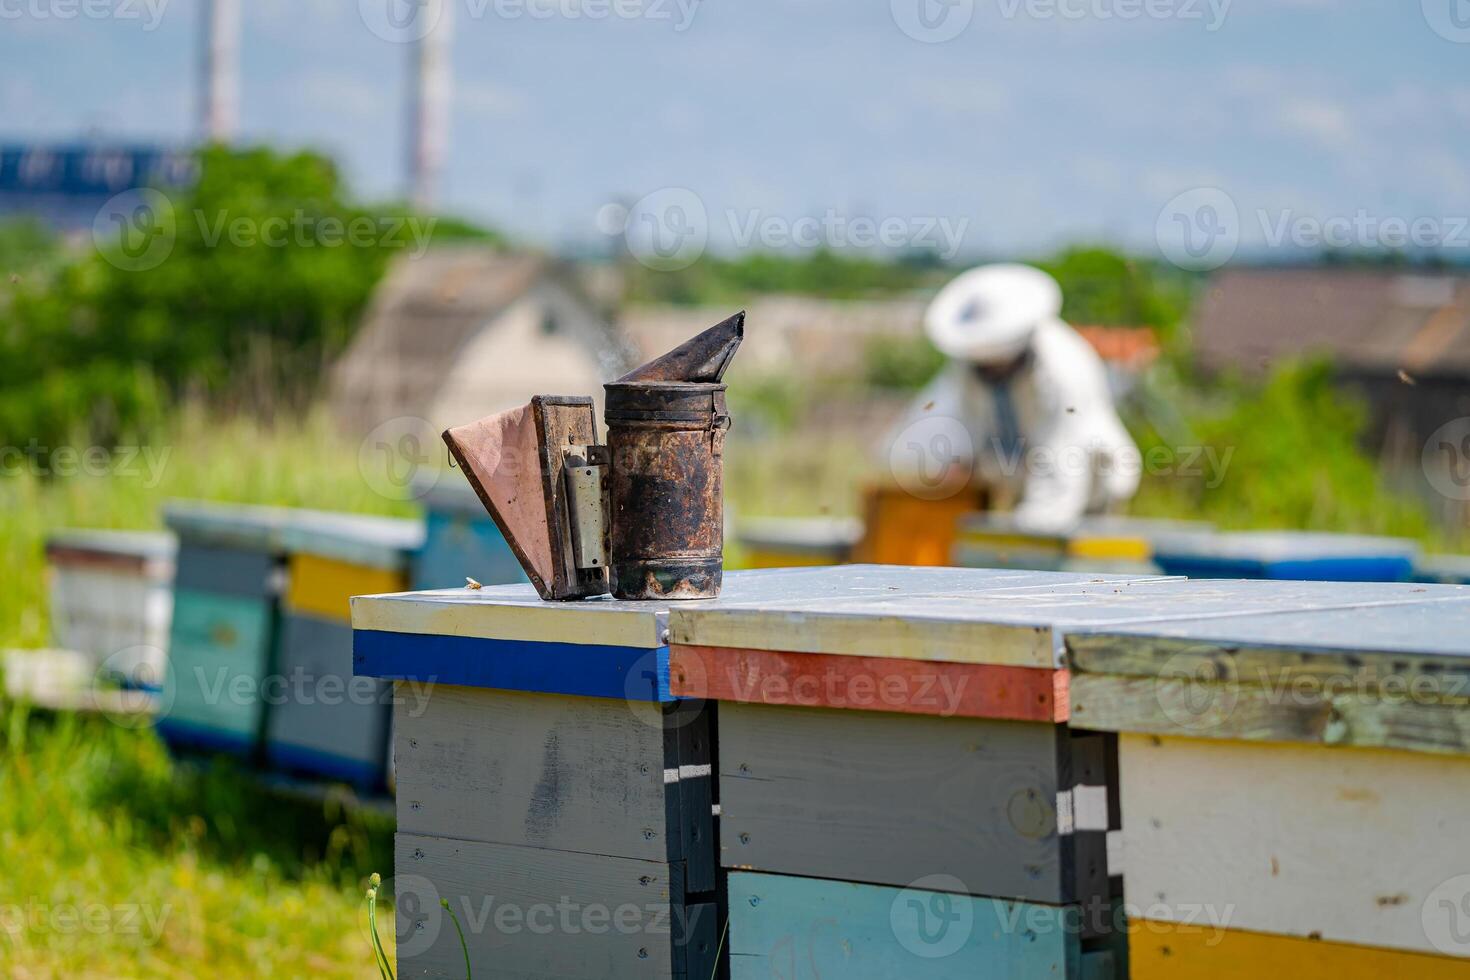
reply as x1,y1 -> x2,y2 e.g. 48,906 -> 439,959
883,264 -> 1140,533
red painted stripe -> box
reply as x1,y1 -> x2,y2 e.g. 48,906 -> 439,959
669,644 -> 1067,723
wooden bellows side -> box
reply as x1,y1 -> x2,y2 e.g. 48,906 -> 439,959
442,395 -> 609,600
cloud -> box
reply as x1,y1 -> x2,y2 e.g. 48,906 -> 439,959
1274,96 -> 1355,149
457,81 -> 528,119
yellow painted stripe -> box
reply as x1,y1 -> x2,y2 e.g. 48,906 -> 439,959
1066,535 -> 1152,561
1130,921 -> 1470,979
740,550 -> 843,569
954,532 -> 1066,553
286,553 -> 406,624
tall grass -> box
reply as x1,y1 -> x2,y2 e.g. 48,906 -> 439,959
0,703 -> 395,978
0,407 -> 423,650
0,407 -> 422,977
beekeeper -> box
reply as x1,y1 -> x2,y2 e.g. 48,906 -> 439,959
883,263 -> 1140,532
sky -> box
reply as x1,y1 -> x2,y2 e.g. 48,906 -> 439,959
2,0 -> 1469,265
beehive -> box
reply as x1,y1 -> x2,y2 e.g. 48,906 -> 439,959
1068,589 -> 1470,977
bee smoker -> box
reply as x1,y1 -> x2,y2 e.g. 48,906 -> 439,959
442,311 -> 743,601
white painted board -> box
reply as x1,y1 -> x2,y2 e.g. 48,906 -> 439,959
1118,733 -> 1470,958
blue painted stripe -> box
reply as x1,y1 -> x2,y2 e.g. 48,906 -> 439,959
1156,554 -> 1415,582
155,718 -> 255,757
1266,556 -> 1414,582
266,742 -> 384,790
352,629 -> 674,702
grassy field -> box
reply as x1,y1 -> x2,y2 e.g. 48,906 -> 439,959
0,411 -> 413,979
0,703 -> 395,979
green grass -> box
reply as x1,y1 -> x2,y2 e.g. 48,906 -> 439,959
0,408 -> 422,978
0,702 -> 395,978
0,407 -> 422,650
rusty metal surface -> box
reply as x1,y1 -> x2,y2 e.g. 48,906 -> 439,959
604,382 -> 729,600
441,311 -> 744,602
615,310 -> 744,384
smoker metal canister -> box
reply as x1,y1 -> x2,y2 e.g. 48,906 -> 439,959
603,380 -> 730,600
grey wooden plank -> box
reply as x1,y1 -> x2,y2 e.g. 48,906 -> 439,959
164,499 -> 295,552
718,701 -> 1088,905
734,516 -> 862,555
1065,732 -> 1109,939
959,513 -> 1213,536
265,612 -> 391,781
1067,599 -> 1470,756
394,685 -> 672,862
673,703 -> 715,895
174,541 -> 279,599
353,565 -> 1160,649
394,833 -> 680,979
1068,597 -> 1470,682
1151,529 -> 1421,561
676,901 -> 721,980
1070,673 -> 1470,755
672,577 -> 1470,667
281,511 -> 423,570
45,528 -> 176,562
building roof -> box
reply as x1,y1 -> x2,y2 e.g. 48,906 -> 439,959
1192,267 -> 1470,377
622,297 -> 1157,377
330,246 -> 629,431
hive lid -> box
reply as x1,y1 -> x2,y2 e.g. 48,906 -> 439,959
667,575 -> 1470,668
349,565 -> 1160,650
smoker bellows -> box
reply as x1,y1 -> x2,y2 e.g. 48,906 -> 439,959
442,311 -> 744,601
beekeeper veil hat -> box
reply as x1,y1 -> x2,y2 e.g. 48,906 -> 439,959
924,263 -> 1063,363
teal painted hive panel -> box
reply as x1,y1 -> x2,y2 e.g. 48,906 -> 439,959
727,871 -> 1104,979
159,588 -> 274,756
412,508 -> 526,590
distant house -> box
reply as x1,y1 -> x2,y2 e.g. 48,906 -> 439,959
622,297 -> 1159,401
620,296 -> 927,377
331,247 -> 635,434
1192,267 -> 1470,522
0,143 -> 196,231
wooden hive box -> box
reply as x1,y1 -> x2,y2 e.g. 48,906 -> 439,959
732,516 -> 861,569
668,571 -> 1470,979
44,528 -> 176,687
1066,586 -> 1470,978
1150,529 -> 1421,581
952,514 -> 1211,577
265,510 -> 423,790
353,566 -> 1127,978
353,574 -> 751,979
411,479 -> 527,591
159,501 -> 295,757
